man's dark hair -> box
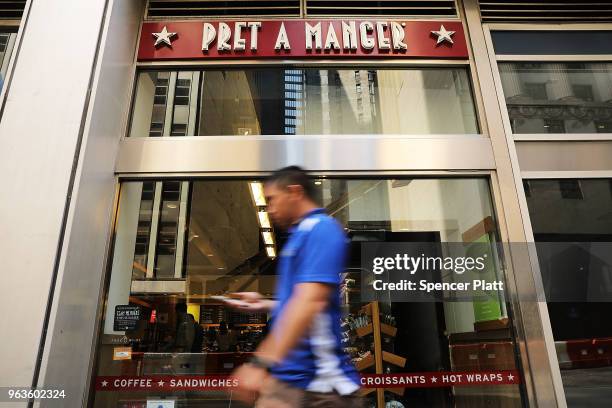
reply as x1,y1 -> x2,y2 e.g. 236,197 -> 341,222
175,302 -> 187,313
266,166 -> 316,200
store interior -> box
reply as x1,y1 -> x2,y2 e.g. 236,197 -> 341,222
93,178 -> 523,408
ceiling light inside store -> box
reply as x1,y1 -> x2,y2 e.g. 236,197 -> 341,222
262,231 -> 274,245
266,246 -> 276,258
167,203 -> 178,209
258,211 -> 271,229
249,182 -> 266,206
314,180 -> 322,185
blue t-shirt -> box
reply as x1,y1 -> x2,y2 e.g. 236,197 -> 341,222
269,208 -> 360,394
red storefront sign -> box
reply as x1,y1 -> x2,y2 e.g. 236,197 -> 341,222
138,20 -> 468,61
95,370 -> 519,391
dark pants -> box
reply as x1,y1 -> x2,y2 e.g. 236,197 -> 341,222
254,377 -> 364,408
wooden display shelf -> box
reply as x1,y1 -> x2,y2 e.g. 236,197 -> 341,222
356,323 -> 373,337
360,387 -> 403,397
380,323 -> 397,337
357,323 -> 397,338
358,387 -> 377,397
355,302 -> 407,408
474,318 -> 509,332
385,388 -> 405,396
360,303 -> 372,316
382,351 -> 406,368
355,354 -> 375,371
462,216 -> 495,243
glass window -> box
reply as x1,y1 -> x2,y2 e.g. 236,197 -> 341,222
499,63 -> 612,134
128,68 -> 479,137
93,177 -> 524,408
524,179 -> 612,406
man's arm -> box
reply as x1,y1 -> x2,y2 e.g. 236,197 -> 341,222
255,282 -> 332,364
231,292 -> 278,313
231,220 -> 346,403
230,283 -> 332,403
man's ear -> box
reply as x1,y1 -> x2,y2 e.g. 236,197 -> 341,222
287,184 -> 305,199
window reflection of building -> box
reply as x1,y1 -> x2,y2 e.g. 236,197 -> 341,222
129,68 -> 478,137
154,181 -> 184,278
149,72 -> 169,137
122,180 -> 190,284
283,69 -> 302,134
171,72 -> 199,136
132,181 -> 155,279
500,63 -> 612,134
130,71 -> 199,138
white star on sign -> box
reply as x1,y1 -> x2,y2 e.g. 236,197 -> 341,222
101,380 -> 108,387
431,25 -> 456,45
153,26 -> 176,47
431,376 -> 437,383
507,374 -> 514,381
158,380 -> 165,386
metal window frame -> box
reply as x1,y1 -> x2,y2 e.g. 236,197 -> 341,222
144,0 -> 461,20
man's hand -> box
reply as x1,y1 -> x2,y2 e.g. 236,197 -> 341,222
230,292 -> 276,313
231,363 -> 268,404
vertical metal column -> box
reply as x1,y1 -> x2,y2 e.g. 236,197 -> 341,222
0,0 -> 146,405
458,0 -> 567,406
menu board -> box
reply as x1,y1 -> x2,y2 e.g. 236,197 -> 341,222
200,305 -> 266,325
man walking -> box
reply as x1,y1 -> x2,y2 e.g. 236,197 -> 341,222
231,166 -> 362,407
